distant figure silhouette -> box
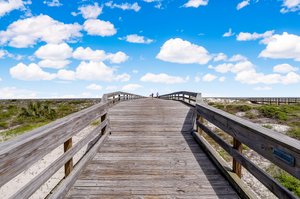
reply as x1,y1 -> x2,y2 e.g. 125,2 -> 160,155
150,93 -> 154,98
156,92 -> 159,98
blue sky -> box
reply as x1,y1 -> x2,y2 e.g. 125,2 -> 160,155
0,0 -> 300,98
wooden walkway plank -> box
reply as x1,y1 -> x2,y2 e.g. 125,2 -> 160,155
66,98 -> 239,198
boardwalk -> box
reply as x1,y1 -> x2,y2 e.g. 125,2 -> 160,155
66,98 -> 239,198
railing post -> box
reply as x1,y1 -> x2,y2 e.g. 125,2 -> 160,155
196,93 -> 204,135
232,138 -> 242,178
64,138 -> 73,177
101,113 -> 107,136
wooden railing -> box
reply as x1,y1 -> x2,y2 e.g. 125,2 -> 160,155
0,91 -> 143,199
160,91 -> 300,199
204,97 -> 300,105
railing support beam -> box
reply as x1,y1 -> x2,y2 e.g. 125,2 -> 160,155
232,138 -> 242,178
64,138 -> 73,177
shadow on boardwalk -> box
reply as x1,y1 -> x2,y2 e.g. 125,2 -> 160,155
180,106 -> 239,199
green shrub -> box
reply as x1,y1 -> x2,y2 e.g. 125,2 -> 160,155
258,105 -> 288,121
262,124 -> 273,129
276,172 -> 300,197
287,127 -> 300,140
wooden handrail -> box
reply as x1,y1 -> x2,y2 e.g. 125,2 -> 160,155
160,91 -> 300,199
0,91 -> 143,199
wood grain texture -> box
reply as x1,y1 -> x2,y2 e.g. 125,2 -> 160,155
0,103 -> 108,187
66,98 -> 239,199
196,103 -> 300,179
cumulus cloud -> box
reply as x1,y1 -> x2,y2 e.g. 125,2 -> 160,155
156,38 -> 211,64
43,0 -> 62,7
140,73 -> 187,84
0,0 -> 24,17
86,83 -> 102,90
38,60 -> 71,69
280,0 -> 300,13
35,43 -> 72,60
34,43 -> 73,69
83,19 -> 116,36
236,0 -> 250,10
235,69 -> 300,85
236,30 -> 274,43
213,61 -> 254,74
75,3 -> 102,19
120,34 -> 153,44
10,63 -> 56,81
259,32 -> 300,61
122,83 -> 142,91
105,1 -> 141,12
228,54 -> 248,62
210,57 -> 300,85
0,87 -> 37,99
273,63 -> 299,73
75,61 -> 130,82
0,15 -> 82,48
202,73 -> 217,82
223,28 -> 234,37
73,47 -> 128,63
183,0 -> 208,8
213,53 -> 228,62
56,69 -> 75,80
0,49 -> 7,59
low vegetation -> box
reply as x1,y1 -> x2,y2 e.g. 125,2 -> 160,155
0,99 -> 98,142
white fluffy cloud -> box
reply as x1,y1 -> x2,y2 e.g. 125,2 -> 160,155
122,83 -> 142,91
280,0 -> 300,13
83,19 -> 116,37
38,60 -> 71,69
86,83 -> 102,90
156,38 -> 211,64
35,43 -> 73,60
223,28 -> 234,37
0,49 -> 7,58
236,30 -> 274,42
0,0 -> 24,17
140,73 -> 187,84
75,61 -> 130,82
202,73 -> 217,82
183,0 -> 208,8
34,43 -> 73,69
236,0 -> 250,10
43,0 -> 62,7
77,3 -> 102,19
56,69 -> 75,80
0,87 -> 37,99
273,63 -> 299,73
259,32 -> 300,61
0,15 -> 82,48
213,53 -> 227,62
213,61 -> 254,74
72,47 -> 128,64
235,69 -> 300,85
10,63 -> 56,81
120,34 -> 153,44
105,1 -> 141,12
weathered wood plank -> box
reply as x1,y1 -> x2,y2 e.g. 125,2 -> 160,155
196,103 -> 300,179
66,98 -> 238,198
0,103 -> 108,187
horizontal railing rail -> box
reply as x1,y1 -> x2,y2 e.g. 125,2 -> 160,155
160,91 -> 300,199
203,97 -> 300,104
0,91 -> 143,199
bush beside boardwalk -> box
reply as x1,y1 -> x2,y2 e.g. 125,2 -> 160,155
0,99 -> 97,142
